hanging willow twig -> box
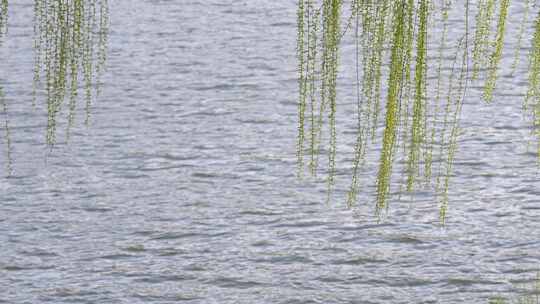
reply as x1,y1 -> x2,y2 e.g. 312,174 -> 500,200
483,0 -> 510,103
0,0 -> 6,37
510,0 -> 530,74
526,11 -> 540,163
406,0 -> 429,192
0,87 -> 12,176
472,0 -> 496,80
0,0 -> 12,176
426,0 -> 452,185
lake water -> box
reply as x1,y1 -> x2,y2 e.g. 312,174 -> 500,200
0,1 -> 539,303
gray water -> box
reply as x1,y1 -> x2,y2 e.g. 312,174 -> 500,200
0,1 -> 539,303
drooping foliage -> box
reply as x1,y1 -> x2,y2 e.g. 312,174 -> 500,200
526,11 -> 540,163
0,0 -> 109,175
0,0 -> 11,175
33,0 -> 109,146
296,0 -> 540,222
374,0 -> 411,215
483,0 -> 510,103
472,0 -> 496,80
0,0 -> 6,37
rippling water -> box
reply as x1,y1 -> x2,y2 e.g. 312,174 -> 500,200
0,1 -> 539,303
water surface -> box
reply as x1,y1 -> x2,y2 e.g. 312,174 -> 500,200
0,1 -> 539,303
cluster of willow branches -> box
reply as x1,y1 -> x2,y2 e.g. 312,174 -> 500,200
33,0 -> 109,145
0,0 -> 108,175
297,0 -> 540,221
